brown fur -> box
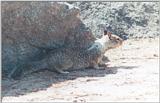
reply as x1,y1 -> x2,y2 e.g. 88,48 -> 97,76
31,30 -> 124,73
10,30 -> 123,79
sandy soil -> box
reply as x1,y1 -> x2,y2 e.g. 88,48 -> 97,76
2,37 -> 159,102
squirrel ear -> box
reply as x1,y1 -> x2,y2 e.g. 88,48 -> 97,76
107,32 -> 112,39
104,30 -> 108,35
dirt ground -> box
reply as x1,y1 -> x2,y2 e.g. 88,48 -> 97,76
2,37 -> 159,102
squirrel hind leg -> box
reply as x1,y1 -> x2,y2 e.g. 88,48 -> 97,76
54,68 -> 69,74
49,68 -> 69,74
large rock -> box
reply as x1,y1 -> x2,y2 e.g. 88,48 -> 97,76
2,1 -> 95,77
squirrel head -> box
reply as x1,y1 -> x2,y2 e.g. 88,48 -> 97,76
103,30 -> 123,50
87,30 -> 123,52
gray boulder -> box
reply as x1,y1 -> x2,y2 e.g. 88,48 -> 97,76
2,1 -> 95,78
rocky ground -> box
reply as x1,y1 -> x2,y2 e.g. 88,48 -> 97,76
72,2 -> 159,39
2,37 -> 159,102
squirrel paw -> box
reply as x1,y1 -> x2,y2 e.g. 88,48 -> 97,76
55,69 -> 69,74
60,71 -> 69,74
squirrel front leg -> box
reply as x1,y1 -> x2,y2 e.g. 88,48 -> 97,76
92,56 -> 107,69
93,64 -> 106,70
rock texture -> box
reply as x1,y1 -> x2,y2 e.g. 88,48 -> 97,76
2,1 -> 95,77
72,2 -> 160,39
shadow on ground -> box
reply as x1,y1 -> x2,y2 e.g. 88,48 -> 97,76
2,65 -> 138,98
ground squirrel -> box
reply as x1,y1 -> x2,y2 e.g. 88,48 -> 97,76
9,30 -> 123,79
